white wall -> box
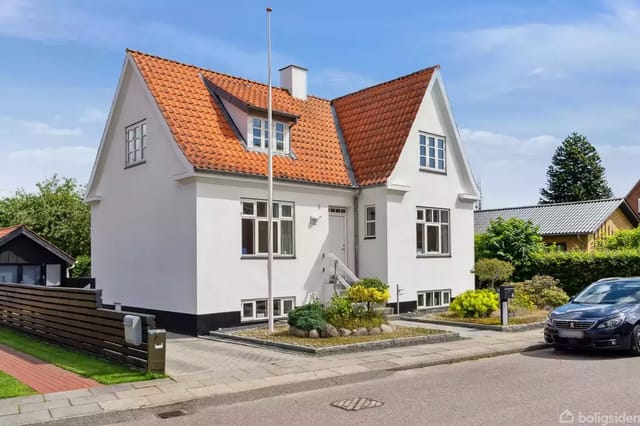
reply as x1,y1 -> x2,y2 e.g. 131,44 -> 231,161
90,62 -> 198,314
385,77 -> 476,303
220,98 -> 248,141
357,186 -> 388,282
195,175 -> 355,314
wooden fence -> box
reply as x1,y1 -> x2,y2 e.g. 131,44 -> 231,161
0,282 -> 160,371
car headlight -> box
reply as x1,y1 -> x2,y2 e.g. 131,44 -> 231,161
545,315 -> 555,327
597,315 -> 625,329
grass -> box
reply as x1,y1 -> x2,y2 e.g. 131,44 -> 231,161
433,310 -> 549,325
0,327 -> 165,385
232,325 -> 445,348
0,371 -> 36,399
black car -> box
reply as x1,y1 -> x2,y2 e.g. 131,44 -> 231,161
544,277 -> 640,354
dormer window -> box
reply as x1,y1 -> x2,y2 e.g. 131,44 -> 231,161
249,118 -> 289,154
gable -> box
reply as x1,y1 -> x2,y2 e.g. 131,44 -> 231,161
0,226 -> 74,265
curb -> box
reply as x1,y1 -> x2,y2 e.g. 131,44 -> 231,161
400,316 -> 545,332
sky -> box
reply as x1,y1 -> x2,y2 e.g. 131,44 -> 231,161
0,0 -> 638,208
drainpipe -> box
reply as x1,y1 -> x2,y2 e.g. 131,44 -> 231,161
353,189 -> 362,277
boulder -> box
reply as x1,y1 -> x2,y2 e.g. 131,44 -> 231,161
355,327 -> 369,336
368,327 -> 381,336
324,324 -> 339,338
380,324 -> 393,334
308,329 -> 320,338
339,328 -> 352,337
294,328 -> 308,338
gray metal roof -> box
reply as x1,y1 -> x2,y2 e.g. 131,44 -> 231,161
474,198 -> 638,236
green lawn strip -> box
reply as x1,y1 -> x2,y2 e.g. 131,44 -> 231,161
0,371 -> 36,399
0,327 -> 165,385
234,325 -> 445,348
433,310 -> 549,325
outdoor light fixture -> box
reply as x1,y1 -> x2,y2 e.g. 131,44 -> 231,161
309,214 -> 321,226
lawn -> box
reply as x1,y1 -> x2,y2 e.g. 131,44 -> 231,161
0,327 -> 164,385
433,310 -> 549,325
233,325 -> 445,348
0,371 -> 36,399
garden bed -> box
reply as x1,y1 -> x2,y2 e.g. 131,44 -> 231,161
402,310 -> 548,332
211,325 -> 459,355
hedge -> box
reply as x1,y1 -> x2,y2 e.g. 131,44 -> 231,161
531,249 -> 640,295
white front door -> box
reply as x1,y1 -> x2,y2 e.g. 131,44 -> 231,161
328,207 -> 348,264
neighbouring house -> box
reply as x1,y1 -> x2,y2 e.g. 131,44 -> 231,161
0,225 -> 75,286
625,179 -> 640,219
474,198 -> 639,251
86,49 -> 480,335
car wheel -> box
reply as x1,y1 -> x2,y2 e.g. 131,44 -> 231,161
630,325 -> 640,356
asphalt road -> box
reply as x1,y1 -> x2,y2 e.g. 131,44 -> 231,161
57,348 -> 640,426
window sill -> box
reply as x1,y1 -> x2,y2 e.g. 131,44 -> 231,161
419,167 -> 446,175
241,316 -> 288,323
416,305 -> 450,310
125,160 -> 147,169
416,254 -> 452,259
241,255 -> 296,260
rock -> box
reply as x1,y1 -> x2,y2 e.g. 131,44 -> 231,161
288,326 -> 297,336
324,324 -> 339,338
308,329 -> 320,338
294,328 -> 308,338
380,324 -> 393,334
355,327 -> 369,336
368,327 -> 381,336
339,328 -> 351,337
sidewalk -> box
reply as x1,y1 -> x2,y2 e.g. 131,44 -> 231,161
0,322 -> 547,426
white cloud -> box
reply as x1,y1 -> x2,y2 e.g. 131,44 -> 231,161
460,128 -> 558,156
527,67 -> 544,76
79,108 -> 107,124
1,117 -> 82,137
8,146 -> 96,164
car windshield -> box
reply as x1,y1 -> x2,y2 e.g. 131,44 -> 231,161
573,281 -> 640,304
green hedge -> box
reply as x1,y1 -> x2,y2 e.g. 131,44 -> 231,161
531,249 -> 640,295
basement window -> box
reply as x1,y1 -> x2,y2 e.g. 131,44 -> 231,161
248,118 -> 290,154
241,297 -> 295,321
417,290 -> 451,309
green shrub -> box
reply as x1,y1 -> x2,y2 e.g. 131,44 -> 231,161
511,283 -> 535,312
287,302 -> 327,331
348,278 -> 390,311
473,258 -> 515,288
597,227 -> 640,250
325,295 -> 386,329
531,250 -> 640,295
71,254 -> 91,278
449,289 -> 499,318
513,275 -> 569,309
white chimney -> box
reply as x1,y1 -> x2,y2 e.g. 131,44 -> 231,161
279,65 -> 307,100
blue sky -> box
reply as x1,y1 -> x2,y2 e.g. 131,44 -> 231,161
1,0 -> 638,208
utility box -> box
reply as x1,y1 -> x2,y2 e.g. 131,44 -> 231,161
499,286 -> 515,301
147,329 -> 166,374
123,315 -> 142,346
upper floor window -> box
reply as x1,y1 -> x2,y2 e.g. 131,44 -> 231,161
241,199 -> 295,256
416,207 -> 450,256
249,118 -> 289,154
419,133 -> 445,172
126,121 -> 147,166
364,205 -> 376,239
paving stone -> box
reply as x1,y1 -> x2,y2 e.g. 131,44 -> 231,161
146,391 -> 194,406
225,379 -> 271,392
329,365 -> 371,375
69,392 -> 118,406
312,369 -> 341,379
99,397 -> 150,412
157,381 -> 205,393
0,405 -> 18,416
362,360 -> 401,370
19,398 -> 70,414
132,378 -> 176,388
50,403 -> 103,419
44,388 -> 93,401
89,383 -> 135,396
187,384 -> 234,398
0,409 -> 51,426
197,376 -> 240,387
114,386 -> 163,399
0,394 -> 43,410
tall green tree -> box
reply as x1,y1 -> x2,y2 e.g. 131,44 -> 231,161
0,175 -> 90,259
539,132 -> 612,204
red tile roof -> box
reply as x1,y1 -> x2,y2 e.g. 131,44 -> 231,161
127,50 -> 436,187
332,67 -> 437,186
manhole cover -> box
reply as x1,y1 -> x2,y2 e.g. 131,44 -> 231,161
331,397 -> 384,411
156,409 -> 188,419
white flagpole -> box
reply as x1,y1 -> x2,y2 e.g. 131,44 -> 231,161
266,7 -> 274,333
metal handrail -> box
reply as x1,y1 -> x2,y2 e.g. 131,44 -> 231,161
326,253 -> 359,284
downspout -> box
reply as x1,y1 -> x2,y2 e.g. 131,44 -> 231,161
354,189 -> 362,277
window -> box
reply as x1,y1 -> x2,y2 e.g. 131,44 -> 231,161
364,205 -> 376,239
241,297 -> 295,321
241,199 -> 294,256
249,118 -> 289,154
419,133 -> 446,172
0,265 -> 18,283
416,207 -> 450,255
126,121 -> 147,166
417,290 -> 451,308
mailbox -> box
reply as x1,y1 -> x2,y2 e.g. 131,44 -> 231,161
147,329 -> 167,374
123,315 -> 142,346
499,285 -> 515,301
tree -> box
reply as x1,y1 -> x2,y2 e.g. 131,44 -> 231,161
473,258 -> 515,288
475,217 -> 545,280
540,132 -> 612,204
0,175 -> 90,259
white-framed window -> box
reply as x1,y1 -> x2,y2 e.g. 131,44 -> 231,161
364,205 -> 376,239
417,290 -> 451,309
241,297 -> 295,321
248,118 -> 289,154
241,199 -> 294,256
419,133 -> 445,172
416,207 -> 450,255
125,121 -> 147,166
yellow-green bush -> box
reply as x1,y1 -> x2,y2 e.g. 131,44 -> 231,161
449,289 -> 499,318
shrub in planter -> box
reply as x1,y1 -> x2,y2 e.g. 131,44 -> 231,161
347,278 -> 390,312
325,295 -> 385,330
449,289 -> 499,318
473,258 -> 515,289
519,275 -> 569,309
510,283 -> 536,314
287,302 -> 327,332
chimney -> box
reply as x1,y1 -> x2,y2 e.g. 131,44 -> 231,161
279,65 -> 308,100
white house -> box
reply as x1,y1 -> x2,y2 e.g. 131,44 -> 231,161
86,50 -> 480,335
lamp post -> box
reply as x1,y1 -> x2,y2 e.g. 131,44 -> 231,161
266,7 -> 274,333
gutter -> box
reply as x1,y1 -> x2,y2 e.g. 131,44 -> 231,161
353,189 -> 362,277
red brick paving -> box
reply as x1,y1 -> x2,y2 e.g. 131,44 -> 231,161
0,344 -> 99,393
